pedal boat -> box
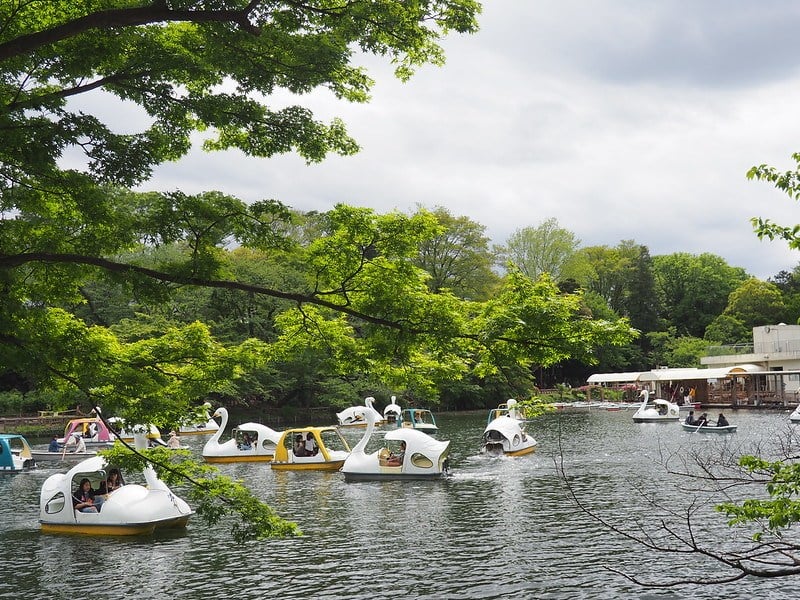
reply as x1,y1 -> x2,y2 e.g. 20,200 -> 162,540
39,455 -> 193,536
341,407 -> 450,481
482,412 -> 538,457
179,402 -> 221,436
202,407 -> 281,463
398,407 -> 439,433
270,426 -> 350,471
57,417 -> 116,449
631,390 -> 680,423
0,434 -> 36,473
336,396 -> 385,427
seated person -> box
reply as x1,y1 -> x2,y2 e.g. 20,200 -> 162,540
48,436 -> 60,452
67,432 -> 87,453
696,413 -> 709,427
293,434 -> 308,457
385,441 -> 406,466
238,432 -> 253,451
716,413 -> 730,427
73,478 -> 99,513
98,467 -> 124,495
304,433 -> 318,456
684,411 -> 695,426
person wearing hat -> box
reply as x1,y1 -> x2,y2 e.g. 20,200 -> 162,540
167,430 -> 181,449
68,432 -> 86,453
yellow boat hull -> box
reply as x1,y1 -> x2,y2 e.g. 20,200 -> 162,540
270,460 -> 345,471
204,454 -> 273,464
40,515 -> 190,536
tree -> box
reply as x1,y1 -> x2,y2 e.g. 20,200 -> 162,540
652,253 -> 748,338
722,278 -> 788,329
413,206 -> 500,300
503,218 -> 579,281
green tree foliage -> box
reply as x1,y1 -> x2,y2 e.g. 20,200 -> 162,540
723,278 -> 788,329
413,206 -> 500,300
502,218 -> 580,281
646,328 -> 707,368
652,252 -> 748,338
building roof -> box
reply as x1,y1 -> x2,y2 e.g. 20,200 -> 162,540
588,364 -> 766,384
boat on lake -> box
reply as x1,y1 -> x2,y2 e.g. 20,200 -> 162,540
202,407 -> 281,463
336,396 -> 385,427
0,434 -> 36,473
39,450 -> 193,536
790,404 -> 800,423
341,406 -> 451,481
383,396 -> 402,424
631,390 -> 680,423
30,446 -> 98,464
270,426 -> 351,471
483,400 -> 537,457
681,422 -> 737,434
57,417 -> 116,449
398,407 -> 439,433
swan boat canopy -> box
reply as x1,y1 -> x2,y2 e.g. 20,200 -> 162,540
336,396 -> 385,427
179,403 -> 221,436
483,413 -> 538,457
398,408 -> 439,433
270,426 -> 351,471
57,417 -> 116,449
39,455 -> 193,536
681,422 -> 738,434
202,407 -> 281,463
0,434 -> 36,473
341,407 -> 451,481
631,390 -> 680,423
383,395 -> 402,424
486,399 -> 526,425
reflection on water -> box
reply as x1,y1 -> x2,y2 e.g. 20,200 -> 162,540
1,409 -> 797,599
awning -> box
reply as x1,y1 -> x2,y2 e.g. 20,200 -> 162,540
586,372 -> 643,384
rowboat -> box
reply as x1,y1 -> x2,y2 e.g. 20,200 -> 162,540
681,423 -> 737,434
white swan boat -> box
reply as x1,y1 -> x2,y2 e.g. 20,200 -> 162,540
336,396 -> 385,427
202,407 -> 281,463
631,390 -> 680,423
383,395 -> 402,424
483,402 -> 538,457
0,434 -> 36,473
270,426 -> 351,471
39,437 -> 193,535
341,406 -> 451,481
790,404 -> 800,423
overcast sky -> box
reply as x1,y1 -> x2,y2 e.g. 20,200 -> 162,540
139,1 -> 800,280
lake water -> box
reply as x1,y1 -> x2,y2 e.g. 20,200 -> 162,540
1,408 -> 798,599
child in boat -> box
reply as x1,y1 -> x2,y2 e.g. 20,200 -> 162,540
73,478 -> 99,513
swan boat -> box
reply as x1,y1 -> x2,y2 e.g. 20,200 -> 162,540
270,426 -> 351,471
383,396 -> 402,424
57,417 -> 116,449
790,404 -> 800,423
39,439 -> 193,535
179,402 -> 221,436
681,422 -> 738,434
486,399 -> 526,424
631,390 -> 680,423
0,434 -> 36,473
202,407 -> 281,463
336,396 -> 385,427
483,410 -> 538,457
341,407 -> 451,481
398,408 -> 439,433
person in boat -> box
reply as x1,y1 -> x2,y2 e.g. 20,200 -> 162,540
73,478 -> 99,513
386,441 -> 406,466
167,430 -> 181,449
716,413 -> 730,427
67,432 -> 87,453
293,434 -> 308,457
684,410 -> 695,426
98,468 -> 124,496
48,436 -> 60,452
304,432 -> 318,456
238,432 -> 253,451
696,413 -> 709,427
